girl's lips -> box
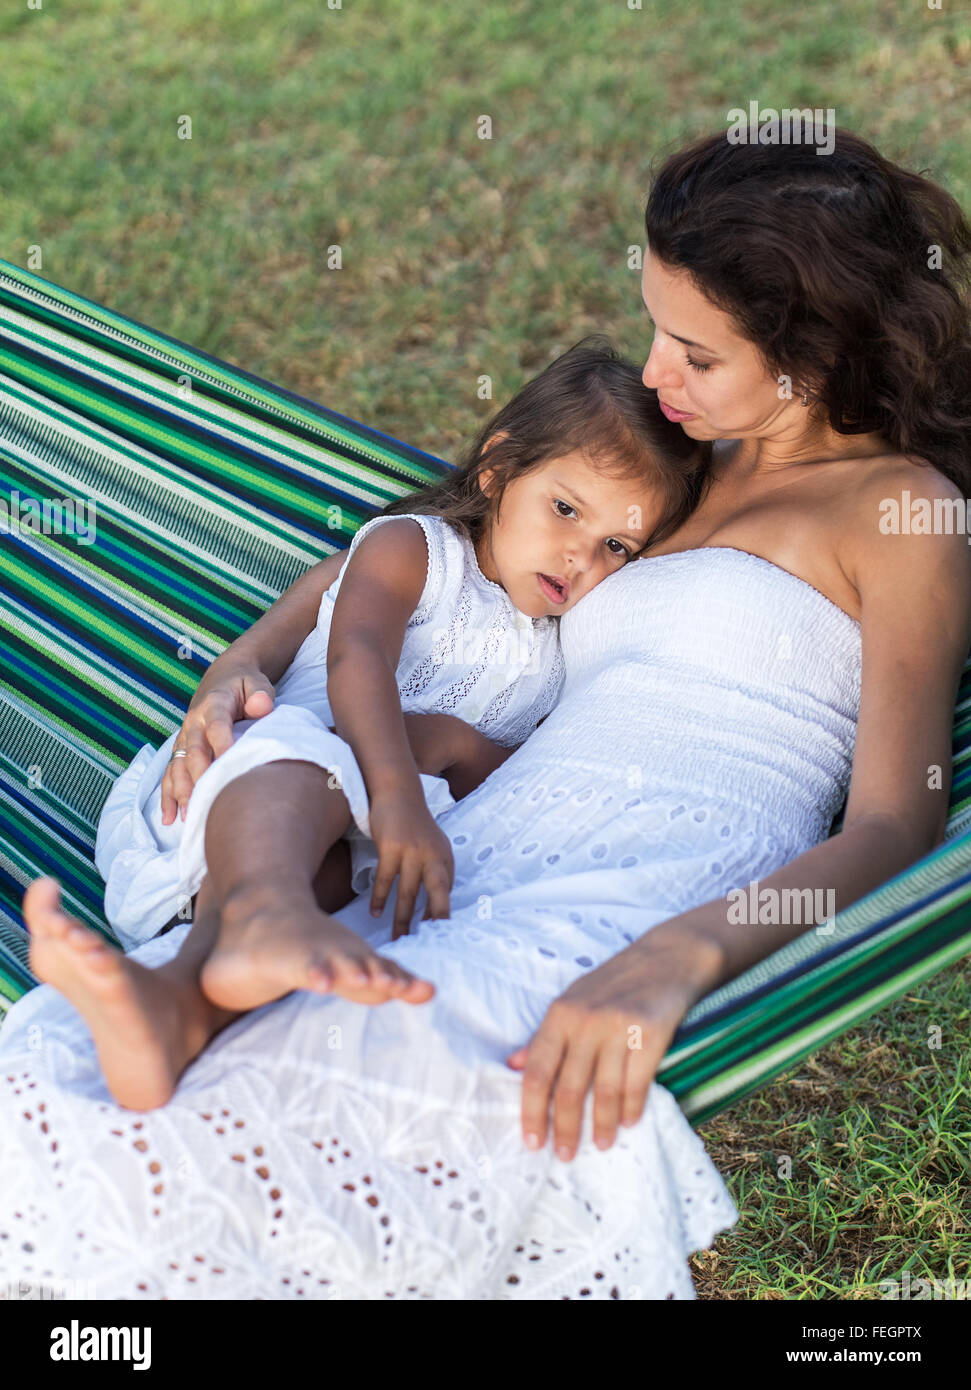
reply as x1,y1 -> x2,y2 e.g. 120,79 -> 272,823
538,573 -> 569,605
659,399 -> 696,422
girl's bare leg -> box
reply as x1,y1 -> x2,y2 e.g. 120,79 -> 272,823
197,759 -> 434,1012
22,836 -> 368,1112
23,874 -> 239,1111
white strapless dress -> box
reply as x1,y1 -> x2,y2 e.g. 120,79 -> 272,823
0,548 -> 862,1301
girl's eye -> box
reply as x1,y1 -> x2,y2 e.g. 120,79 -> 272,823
553,498 -> 577,519
605,538 -> 631,559
686,355 -> 712,373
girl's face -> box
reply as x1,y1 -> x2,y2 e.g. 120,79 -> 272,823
474,450 -> 665,618
639,249 -> 798,442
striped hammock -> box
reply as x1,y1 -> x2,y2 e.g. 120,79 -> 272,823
2,256 -> 970,1126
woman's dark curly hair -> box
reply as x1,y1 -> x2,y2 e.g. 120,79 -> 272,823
645,127 -> 971,494
380,335 -> 712,550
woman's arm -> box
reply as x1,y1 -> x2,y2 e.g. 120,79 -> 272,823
509,476 -> 971,1159
161,547 -> 349,822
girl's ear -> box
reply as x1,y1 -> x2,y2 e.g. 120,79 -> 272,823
477,430 -> 509,498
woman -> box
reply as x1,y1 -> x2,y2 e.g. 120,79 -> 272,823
3,127 -> 970,1300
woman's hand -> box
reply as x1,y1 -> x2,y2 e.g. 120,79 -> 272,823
505,925 -> 723,1159
367,794 -> 455,938
160,665 -> 276,825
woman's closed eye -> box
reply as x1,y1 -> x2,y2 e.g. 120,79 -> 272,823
685,354 -> 712,373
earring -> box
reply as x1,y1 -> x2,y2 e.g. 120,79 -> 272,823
801,392 -> 809,407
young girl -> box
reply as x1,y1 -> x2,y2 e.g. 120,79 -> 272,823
43,336 -> 710,1103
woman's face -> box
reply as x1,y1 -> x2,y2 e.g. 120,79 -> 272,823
639,249 -> 796,443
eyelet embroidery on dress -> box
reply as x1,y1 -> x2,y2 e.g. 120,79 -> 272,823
3,540 -> 865,1299
1,1008 -> 737,1300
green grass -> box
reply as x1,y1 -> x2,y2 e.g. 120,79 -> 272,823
693,959 -> 971,1299
1,0 -> 969,1299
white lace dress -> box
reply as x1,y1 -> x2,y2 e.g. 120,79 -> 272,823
0,547 -> 862,1300
94,511 -> 565,947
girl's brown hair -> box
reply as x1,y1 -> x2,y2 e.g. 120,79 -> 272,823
645,127 -> 971,494
380,334 -> 711,550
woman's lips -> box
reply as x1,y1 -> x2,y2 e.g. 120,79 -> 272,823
659,399 -> 696,422
538,573 -> 569,604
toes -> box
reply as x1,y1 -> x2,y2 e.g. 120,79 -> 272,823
328,953 -> 370,990
24,885 -> 68,939
66,923 -> 100,951
401,977 -> 435,1003
361,955 -> 388,985
23,876 -> 62,919
85,942 -> 119,975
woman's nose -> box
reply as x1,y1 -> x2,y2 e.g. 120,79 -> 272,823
641,333 -> 680,392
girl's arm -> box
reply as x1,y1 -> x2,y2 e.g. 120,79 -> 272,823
326,519 -> 455,931
510,471 -> 971,1159
161,548 -> 349,822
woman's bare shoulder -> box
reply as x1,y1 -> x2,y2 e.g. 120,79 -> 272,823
838,452 -> 965,556
840,452 -> 971,637
853,450 -> 963,498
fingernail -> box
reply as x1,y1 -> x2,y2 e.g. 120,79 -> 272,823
594,1136 -> 611,1150
524,1133 -> 540,1150
556,1144 -> 572,1161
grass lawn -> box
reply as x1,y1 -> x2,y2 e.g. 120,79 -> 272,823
1,0 -> 969,1299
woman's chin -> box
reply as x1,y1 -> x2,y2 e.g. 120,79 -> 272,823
677,417 -> 712,438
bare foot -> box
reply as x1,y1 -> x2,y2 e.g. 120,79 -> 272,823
199,888 -> 436,1012
24,877 -> 209,1111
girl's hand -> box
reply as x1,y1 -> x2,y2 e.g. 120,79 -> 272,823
505,926 -> 723,1159
161,666 -> 276,825
367,794 -> 454,938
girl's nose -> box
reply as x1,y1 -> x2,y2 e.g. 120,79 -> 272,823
565,538 -> 600,576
